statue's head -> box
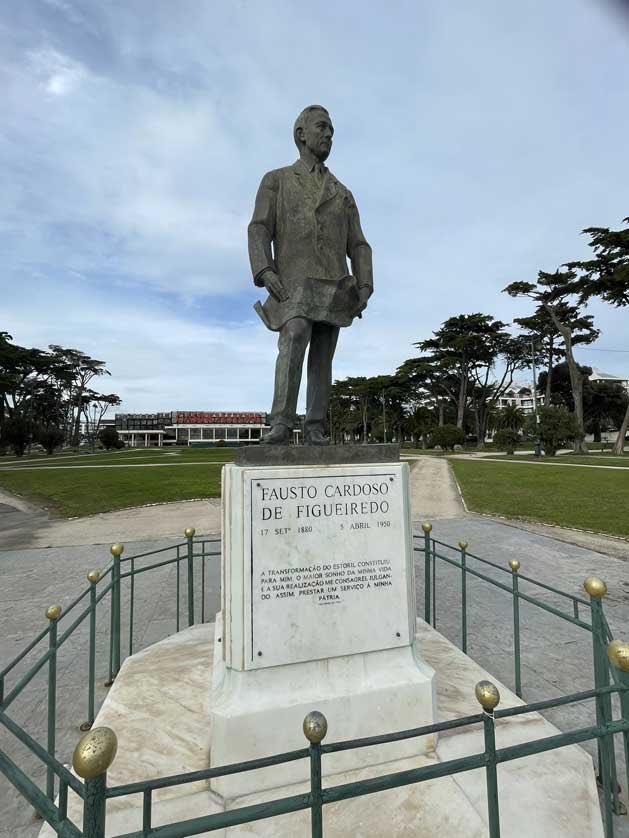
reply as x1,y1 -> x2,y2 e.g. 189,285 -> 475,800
293,105 -> 334,162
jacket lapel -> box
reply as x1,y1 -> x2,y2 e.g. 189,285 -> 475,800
292,160 -> 338,209
316,171 -> 338,210
292,159 -> 309,189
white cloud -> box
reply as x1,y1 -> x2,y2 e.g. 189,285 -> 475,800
2,0 -> 629,413
4,42 -> 252,298
28,47 -> 86,96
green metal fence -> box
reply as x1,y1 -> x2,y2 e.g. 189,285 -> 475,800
416,522 -> 594,699
1,525 -> 629,838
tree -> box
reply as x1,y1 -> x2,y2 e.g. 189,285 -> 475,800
584,381 -> 629,443
395,354 -> 465,429
504,270 -> 599,453
495,403 -> 525,432
564,218 -> 629,453
48,347 -> 110,447
467,331 -> 530,447
0,332 -> 60,455
329,378 -> 369,443
82,392 -> 122,451
416,314 -> 494,429
514,304 -> 597,405
528,406 -> 582,457
538,362 -> 591,410
431,424 -> 465,450
538,364 -> 629,443
1,333 -> 118,456
368,374 -> 408,443
99,425 -> 123,450
416,314 -> 529,445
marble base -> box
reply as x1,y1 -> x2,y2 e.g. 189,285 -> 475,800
39,621 -> 604,838
209,612 -> 436,797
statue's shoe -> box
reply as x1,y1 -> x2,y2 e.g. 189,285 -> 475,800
304,429 -> 330,446
260,424 -> 291,445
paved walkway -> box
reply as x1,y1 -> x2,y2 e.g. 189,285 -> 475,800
1,458 -> 629,836
0,489 -> 221,551
407,456 -> 465,520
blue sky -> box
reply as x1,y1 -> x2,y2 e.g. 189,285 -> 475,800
2,0 -> 629,412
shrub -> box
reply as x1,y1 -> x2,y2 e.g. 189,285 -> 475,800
2,417 -> 32,457
430,424 -> 465,451
215,438 -> 226,447
492,428 -> 520,455
36,426 -> 65,456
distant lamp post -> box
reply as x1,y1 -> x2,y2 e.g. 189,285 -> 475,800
382,390 -> 387,444
531,339 -> 541,457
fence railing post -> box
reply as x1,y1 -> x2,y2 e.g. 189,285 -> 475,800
421,522 -> 432,625
82,570 -> 100,732
185,527 -> 196,627
303,711 -> 328,838
476,680 -> 501,838
608,641 -> 629,809
73,727 -> 118,838
109,543 -> 124,682
129,557 -> 135,656
509,559 -> 522,697
585,577 -> 615,836
459,541 -> 468,654
45,604 -> 62,801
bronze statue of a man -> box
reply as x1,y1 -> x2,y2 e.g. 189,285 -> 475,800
248,105 -> 373,445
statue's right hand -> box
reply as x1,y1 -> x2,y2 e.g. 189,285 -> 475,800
262,271 -> 288,302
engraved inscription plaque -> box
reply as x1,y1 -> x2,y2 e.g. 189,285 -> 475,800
241,463 -> 414,669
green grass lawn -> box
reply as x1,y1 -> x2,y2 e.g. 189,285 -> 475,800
0,447 -> 236,517
0,447 -> 237,468
451,459 -> 629,538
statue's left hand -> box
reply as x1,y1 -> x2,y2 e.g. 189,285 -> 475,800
354,287 -> 370,318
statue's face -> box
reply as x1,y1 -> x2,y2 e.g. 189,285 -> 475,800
300,110 -> 334,162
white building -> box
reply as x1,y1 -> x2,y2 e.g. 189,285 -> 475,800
170,411 -> 270,446
589,367 -> 629,393
497,381 -> 545,415
115,411 -> 271,447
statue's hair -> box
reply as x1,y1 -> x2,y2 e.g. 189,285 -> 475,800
293,105 -> 330,149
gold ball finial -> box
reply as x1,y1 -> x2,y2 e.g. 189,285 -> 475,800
421,522 -> 432,534
184,527 -> 196,538
45,604 -> 62,621
475,680 -> 500,711
303,711 -> 328,744
110,543 -> 124,557
458,541 -> 468,551
87,570 -> 101,584
72,727 -> 118,779
584,577 -> 607,598
608,641 -> 629,673
508,559 -> 520,572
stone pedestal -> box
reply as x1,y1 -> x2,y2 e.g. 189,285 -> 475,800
208,458 -> 436,798
40,621 -> 604,837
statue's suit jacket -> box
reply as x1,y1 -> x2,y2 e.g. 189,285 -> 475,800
248,159 -> 373,329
